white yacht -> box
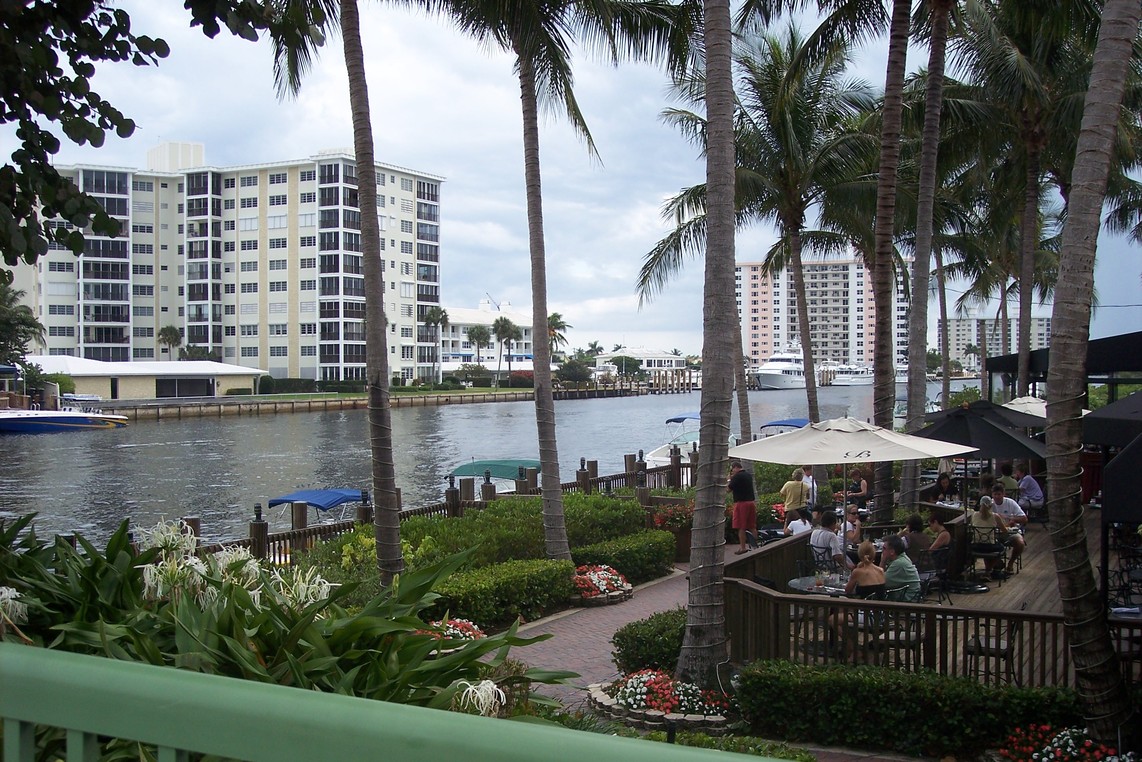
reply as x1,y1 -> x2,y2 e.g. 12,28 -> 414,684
895,364 -> 910,385
751,344 -> 808,390
831,364 -> 874,386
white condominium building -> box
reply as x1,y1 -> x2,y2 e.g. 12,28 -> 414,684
735,251 -> 912,367
13,142 -> 444,383
939,313 -> 1052,371
440,298 -> 534,367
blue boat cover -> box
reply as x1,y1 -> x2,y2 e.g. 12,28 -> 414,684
665,412 -> 701,424
268,488 -> 364,512
759,418 -> 810,429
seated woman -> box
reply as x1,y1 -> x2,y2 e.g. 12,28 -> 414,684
970,495 -> 1010,579
784,507 -> 813,535
829,541 -> 886,661
899,514 -> 931,561
928,514 -> 951,551
922,472 -> 958,504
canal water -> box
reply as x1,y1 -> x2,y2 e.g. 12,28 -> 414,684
0,382 -> 971,544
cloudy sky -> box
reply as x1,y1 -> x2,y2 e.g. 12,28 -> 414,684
42,2 -> 1142,354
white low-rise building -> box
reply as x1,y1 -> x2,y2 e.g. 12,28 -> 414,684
25,355 -> 265,399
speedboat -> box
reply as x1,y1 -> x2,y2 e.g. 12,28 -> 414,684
751,343 -> 808,390
645,413 -> 701,468
832,364 -> 874,386
0,408 -> 128,433
892,397 -> 939,430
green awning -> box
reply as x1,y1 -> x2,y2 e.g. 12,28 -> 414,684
449,459 -> 541,480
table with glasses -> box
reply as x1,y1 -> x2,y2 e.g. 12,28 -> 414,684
788,574 -> 849,596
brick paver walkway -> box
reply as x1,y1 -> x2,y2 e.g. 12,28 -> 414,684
514,547 -> 924,762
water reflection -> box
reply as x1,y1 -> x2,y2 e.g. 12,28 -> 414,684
0,383 -> 968,544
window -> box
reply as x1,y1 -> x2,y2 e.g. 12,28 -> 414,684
269,239 -> 287,250
133,306 -> 154,316
224,241 -> 236,252
223,199 -> 235,210
48,261 -> 74,272
269,281 -> 287,292
240,283 -> 258,293
241,324 -> 258,336
299,170 -> 316,182
401,346 -> 414,360
240,240 -> 258,251
133,348 -> 155,359
225,305 -> 236,315
300,323 -> 317,335
224,220 -> 236,231
268,302 -> 287,313
241,346 -> 259,357
299,192 -> 316,204
132,179 -> 154,192
269,259 -> 287,270
240,175 -> 258,187
223,177 -> 236,189
269,172 -> 287,184
269,324 -> 288,336
299,257 -> 316,268
267,215 -> 287,229
299,236 -> 316,249
240,197 -> 258,208
400,241 -> 413,254
239,217 -> 258,231
224,326 -> 237,337
49,304 -> 75,315
400,177 -> 414,192
48,326 -> 75,337
298,213 -> 316,227
269,194 -> 287,206
132,327 -> 154,337
400,220 -> 413,234
300,279 -> 316,290
270,346 -> 288,357
131,223 -> 154,234
400,326 -> 413,338
132,285 -> 154,296
240,261 -> 258,272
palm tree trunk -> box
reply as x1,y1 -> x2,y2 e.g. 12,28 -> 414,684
676,0 -> 732,690
788,226 -> 820,424
935,247 -> 951,406
1047,0 -> 1141,744
871,0 -> 911,519
902,0 -> 952,508
340,0 -> 402,584
517,54 -> 570,562
1017,136 -> 1041,397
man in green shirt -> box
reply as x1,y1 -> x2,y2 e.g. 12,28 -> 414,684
881,535 -> 921,601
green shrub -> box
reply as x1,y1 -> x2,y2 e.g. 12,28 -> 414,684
272,378 -> 317,394
573,530 -> 674,585
258,375 -> 275,394
610,607 -> 686,674
432,559 -> 576,627
751,461 -> 795,493
736,661 -> 1082,757
225,387 -> 252,395
642,731 -> 815,761
469,376 -> 493,388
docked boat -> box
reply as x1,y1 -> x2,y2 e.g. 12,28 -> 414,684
892,396 -> 939,430
751,344 -> 808,390
645,413 -> 701,468
831,364 -> 874,386
895,364 -> 910,385
0,408 -> 128,433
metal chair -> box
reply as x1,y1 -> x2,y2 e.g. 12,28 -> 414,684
810,543 -> 839,573
865,585 -> 924,668
917,547 -> 953,605
968,527 -> 1008,584
965,602 -> 1028,685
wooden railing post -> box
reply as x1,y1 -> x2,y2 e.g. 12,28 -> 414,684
480,470 -> 497,502
623,453 -> 637,475
586,460 -> 598,479
356,489 -> 373,525
445,477 -> 462,518
669,446 -> 682,490
182,516 -> 201,538
459,477 -> 475,502
249,504 -> 268,560
525,468 -> 538,492
291,501 -> 308,531
577,458 -> 592,495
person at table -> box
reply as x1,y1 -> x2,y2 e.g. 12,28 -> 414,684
970,495 -> 1011,579
990,483 -> 1027,575
899,514 -> 931,562
811,512 -> 853,570
998,463 -> 1019,494
727,461 -> 757,556
784,507 -> 812,535
829,541 -> 887,659
1015,463 -> 1045,513
927,514 -> 951,552
842,505 -> 862,545
845,467 -> 869,511
780,469 -> 809,530
881,535 -> 921,601
922,472 -> 957,504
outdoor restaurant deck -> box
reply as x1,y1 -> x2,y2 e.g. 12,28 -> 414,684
723,503 -> 1142,689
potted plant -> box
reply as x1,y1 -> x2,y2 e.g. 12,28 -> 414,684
651,500 -> 695,561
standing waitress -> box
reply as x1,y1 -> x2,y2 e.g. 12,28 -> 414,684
846,467 -> 869,511
727,461 -> 757,555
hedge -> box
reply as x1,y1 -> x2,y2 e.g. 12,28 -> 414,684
431,559 -> 576,628
610,607 -> 686,674
573,530 -> 674,586
736,661 -> 1082,758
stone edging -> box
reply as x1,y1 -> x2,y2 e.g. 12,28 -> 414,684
585,683 -> 729,735
570,583 -> 633,607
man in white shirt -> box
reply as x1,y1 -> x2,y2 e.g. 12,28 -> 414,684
990,484 -> 1026,575
801,465 -> 818,508
810,513 -> 853,570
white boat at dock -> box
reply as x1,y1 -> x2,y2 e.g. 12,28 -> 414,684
751,343 -> 809,390
831,364 -> 874,386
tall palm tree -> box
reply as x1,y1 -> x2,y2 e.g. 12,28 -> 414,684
437,0 -> 693,564
0,282 -> 45,365
547,312 -> 571,358
586,340 -> 604,356
491,315 -> 516,389
466,323 -> 491,366
640,26 -> 875,429
157,325 -> 183,360
266,0 -> 404,582
1045,0 -> 1141,741
422,306 -> 449,382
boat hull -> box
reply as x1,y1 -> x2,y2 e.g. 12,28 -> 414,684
0,410 -> 129,433
752,372 -> 806,390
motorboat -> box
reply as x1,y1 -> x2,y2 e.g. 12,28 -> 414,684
645,413 -> 701,468
0,407 -> 128,433
831,364 -> 874,386
892,396 -> 939,430
751,344 -> 808,390
895,364 -> 910,385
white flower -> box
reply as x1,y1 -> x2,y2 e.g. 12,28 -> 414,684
270,567 -> 337,611
456,680 -> 505,717
136,519 -> 197,557
0,587 -> 27,625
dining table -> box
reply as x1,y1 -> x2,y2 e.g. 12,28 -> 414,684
788,574 -> 849,596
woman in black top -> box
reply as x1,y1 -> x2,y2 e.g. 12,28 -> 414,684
924,472 -> 957,503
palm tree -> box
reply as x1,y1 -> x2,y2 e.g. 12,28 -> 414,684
265,0 -> 404,582
491,316 -> 516,389
437,0 -> 692,564
157,325 -> 183,360
547,312 -> 571,358
0,282 -> 45,365
587,340 -> 604,356
423,306 -> 449,382
466,324 -> 491,365
1045,0 -> 1141,740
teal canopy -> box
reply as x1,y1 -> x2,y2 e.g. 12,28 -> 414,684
450,459 -> 541,480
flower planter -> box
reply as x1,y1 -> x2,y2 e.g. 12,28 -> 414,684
570,583 -> 633,607
586,683 -> 730,736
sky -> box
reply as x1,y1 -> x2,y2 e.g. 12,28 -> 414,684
32,2 -> 1142,355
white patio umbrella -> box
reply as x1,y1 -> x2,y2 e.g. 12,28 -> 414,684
1003,396 -> 1090,420
728,417 -> 977,465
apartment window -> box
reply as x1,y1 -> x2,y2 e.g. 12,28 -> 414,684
240,240 -> 258,251
400,178 -> 413,192
400,241 -> 413,255
132,243 -> 154,255
48,261 -> 74,272
132,180 -> 154,192
267,215 -> 287,229
299,323 -> 317,335
240,175 -> 258,187
241,346 -> 259,357
131,223 -> 154,233
269,172 -> 287,184
224,220 -> 236,231
299,170 -> 316,182
400,220 -> 413,234
240,261 -> 258,272
299,192 -> 316,204
269,281 -> 287,292
225,304 -> 236,315
268,302 -> 287,313
401,326 -> 413,338
270,346 -> 288,357
224,241 -> 236,252
240,283 -> 258,293
224,199 -> 235,210
299,236 -> 316,248
241,324 -> 258,336
48,304 -> 75,316
240,197 -> 258,208
298,213 -> 316,227
223,178 -> 235,189
299,257 -> 316,269
269,324 -> 288,336
401,346 -> 414,360
48,326 -> 75,337
133,348 -> 155,359
269,239 -> 287,250
269,194 -> 287,206
133,306 -> 154,316
300,279 -> 316,290
132,285 -> 154,296
132,327 -> 154,337
269,259 -> 287,270
239,217 -> 258,231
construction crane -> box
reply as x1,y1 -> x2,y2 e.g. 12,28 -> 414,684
485,293 -> 501,311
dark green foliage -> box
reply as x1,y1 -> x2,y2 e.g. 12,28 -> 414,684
736,661 -> 1083,757
751,461 -> 796,493
468,376 -> 493,388
641,731 -> 815,761
556,358 -> 594,384
320,380 -> 366,393
225,388 -> 252,395
573,530 -> 674,585
610,607 -> 686,673
268,378 -> 318,393
431,559 -> 576,628
258,375 -> 275,393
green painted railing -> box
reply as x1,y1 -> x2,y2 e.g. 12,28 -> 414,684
0,644 -> 763,762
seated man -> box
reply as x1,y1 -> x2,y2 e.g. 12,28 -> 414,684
1015,463 -> 1045,512
990,484 -> 1027,575
881,535 -> 921,601
998,463 -> 1020,494
810,512 -> 852,570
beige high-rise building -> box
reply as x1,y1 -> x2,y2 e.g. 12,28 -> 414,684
938,312 -> 1052,371
736,251 -> 911,368
13,142 -> 444,383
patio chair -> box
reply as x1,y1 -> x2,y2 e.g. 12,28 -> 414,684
965,602 -> 1028,686
865,585 -> 924,669
917,547 -> 954,605
809,543 -> 839,573
967,527 -> 1008,584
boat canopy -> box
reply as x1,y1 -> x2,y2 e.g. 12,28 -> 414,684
665,412 -> 701,424
759,418 -> 810,429
268,488 -> 364,512
450,459 -> 542,480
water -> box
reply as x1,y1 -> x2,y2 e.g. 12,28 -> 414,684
0,382 -> 972,544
